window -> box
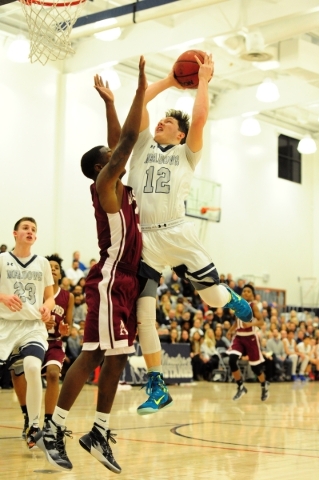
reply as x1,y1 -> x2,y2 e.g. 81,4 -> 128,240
278,134 -> 301,184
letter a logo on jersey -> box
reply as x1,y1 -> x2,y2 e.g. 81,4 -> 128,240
120,320 -> 128,336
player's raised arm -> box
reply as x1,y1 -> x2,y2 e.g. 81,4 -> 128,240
139,68 -> 184,132
94,75 -> 121,150
96,56 -> 147,210
186,53 -> 214,153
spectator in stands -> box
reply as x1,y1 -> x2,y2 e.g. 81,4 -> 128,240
296,330 -> 305,344
61,277 -> 72,291
169,319 -> 181,337
214,325 -> 230,348
266,329 -> 286,379
175,302 -> 186,322
212,307 -> 225,326
282,330 -> 298,381
297,334 -> 312,381
190,331 -> 204,381
260,337 -> 277,381
72,251 -> 87,272
155,322 -> 170,344
157,299 -> 173,326
168,328 -> 179,345
179,330 -> 190,344
262,308 -> 270,327
225,273 -> 233,285
167,271 -> 183,297
255,294 -> 263,312
234,279 -> 245,296
83,259 -> 97,278
203,310 -> 214,329
306,324 -> 315,337
65,259 -> 84,287
63,327 -> 82,376
190,316 -> 204,339
157,276 -> 169,297
222,320 -> 232,338
200,328 -> 220,381
181,319 -> 191,336
310,337 -> 319,380
73,293 -> 86,325
0,244 -> 7,253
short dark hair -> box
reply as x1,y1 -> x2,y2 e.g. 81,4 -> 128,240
243,284 -> 256,297
46,254 -> 63,270
165,109 -> 190,144
81,146 -> 106,180
14,217 -> 37,231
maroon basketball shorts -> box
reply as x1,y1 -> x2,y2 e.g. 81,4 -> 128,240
42,339 -> 65,373
228,333 -> 264,365
83,262 -> 140,353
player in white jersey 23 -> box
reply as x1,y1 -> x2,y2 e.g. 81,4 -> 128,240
0,217 -> 55,448
127,52 -> 253,414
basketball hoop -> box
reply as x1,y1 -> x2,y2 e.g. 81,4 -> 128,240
19,0 -> 87,65
199,206 -> 221,223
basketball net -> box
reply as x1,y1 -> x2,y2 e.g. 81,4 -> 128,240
19,0 -> 87,65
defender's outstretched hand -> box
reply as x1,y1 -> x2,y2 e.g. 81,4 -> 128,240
94,74 -> 115,103
137,56 -> 148,91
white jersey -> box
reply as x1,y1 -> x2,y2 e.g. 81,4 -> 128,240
0,252 -> 54,321
128,128 -> 201,225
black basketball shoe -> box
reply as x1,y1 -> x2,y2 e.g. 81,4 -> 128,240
35,419 -> 73,470
79,424 -> 121,474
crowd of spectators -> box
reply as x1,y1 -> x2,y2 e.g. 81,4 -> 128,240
2,242 -> 318,388
152,272 -> 319,384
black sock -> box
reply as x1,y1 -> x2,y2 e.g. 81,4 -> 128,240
236,379 -> 243,388
261,382 -> 266,387
21,405 -> 28,415
44,414 -> 53,423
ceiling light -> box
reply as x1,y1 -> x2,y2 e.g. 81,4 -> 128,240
175,95 -> 194,115
240,117 -> 261,136
256,78 -> 280,103
99,68 -> 121,90
6,35 -> 30,63
95,27 -> 121,42
297,135 -> 317,154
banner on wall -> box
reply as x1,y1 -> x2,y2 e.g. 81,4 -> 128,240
121,342 -> 193,384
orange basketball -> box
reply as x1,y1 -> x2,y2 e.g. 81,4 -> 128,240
173,50 -> 205,89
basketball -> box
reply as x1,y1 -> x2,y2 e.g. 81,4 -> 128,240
173,50 -> 205,89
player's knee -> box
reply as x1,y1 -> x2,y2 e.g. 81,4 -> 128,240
46,368 -> 60,384
229,354 -> 240,372
251,364 -> 263,377
23,356 -> 42,378
137,296 -> 156,324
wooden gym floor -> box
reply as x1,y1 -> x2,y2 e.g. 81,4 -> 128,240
0,381 -> 318,480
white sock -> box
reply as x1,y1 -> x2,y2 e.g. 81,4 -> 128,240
52,406 -> 69,427
94,411 -> 110,436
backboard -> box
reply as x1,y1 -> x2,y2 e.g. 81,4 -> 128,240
185,176 -> 221,223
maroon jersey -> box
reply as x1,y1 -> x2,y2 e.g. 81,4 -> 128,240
48,288 -> 70,339
236,302 -> 255,335
83,184 -> 142,351
91,183 -> 142,271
